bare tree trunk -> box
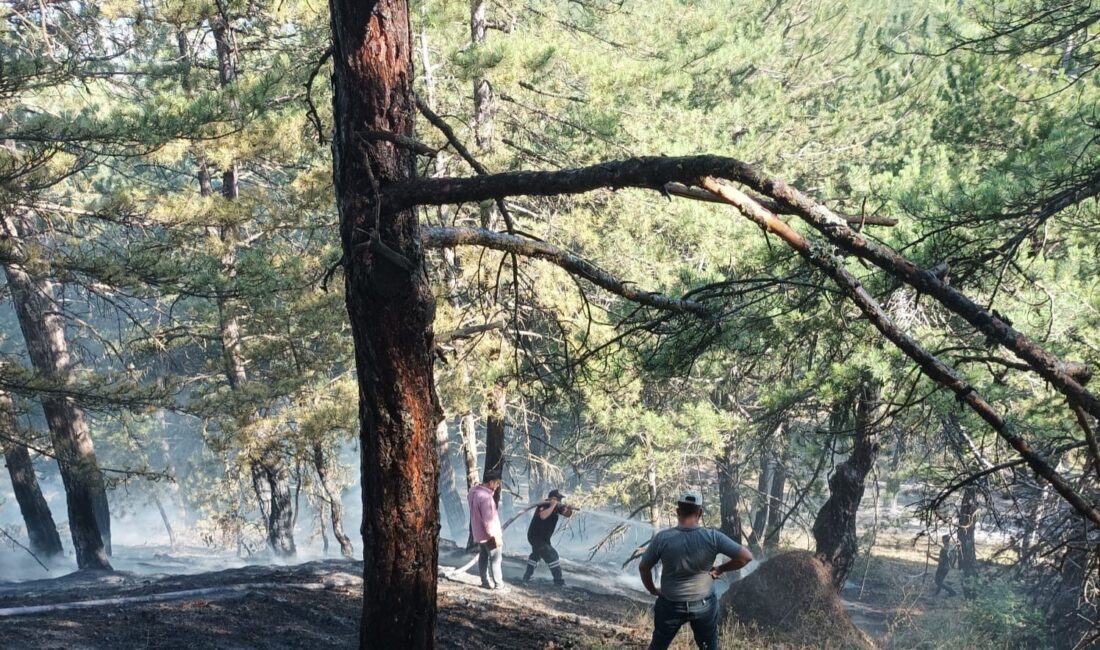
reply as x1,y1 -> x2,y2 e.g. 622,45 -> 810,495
483,385 -> 506,506
813,381 -> 881,591
152,493 -> 177,548
718,439 -> 744,544
748,449 -> 772,553
435,420 -> 466,541
527,418 -> 548,502
957,485 -> 978,597
261,455 -> 296,557
313,442 -> 353,558
460,413 -> 479,488
249,458 -> 271,516
1,217 -> 111,570
469,0 -> 494,153
645,444 -> 660,529
763,450 -> 787,552
204,15 -> 296,557
0,392 -> 63,559
330,0 -> 440,645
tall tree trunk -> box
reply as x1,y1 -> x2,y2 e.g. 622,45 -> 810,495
260,453 -> 296,556
0,391 -> 64,559
763,450 -> 787,552
813,381 -> 881,591
718,439 -> 744,544
645,439 -> 660,529
313,442 -> 354,558
205,15 -> 296,557
527,418 -> 548,502
483,385 -> 506,506
436,420 -> 467,542
957,485 -> 978,597
748,449 -> 772,553
1,216 -> 111,570
460,412 -> 479,488
469,0 -> 494,153
330,1 -> 440,647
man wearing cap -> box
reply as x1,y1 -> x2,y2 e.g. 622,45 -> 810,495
639,489 -> 754,650
468,473 -> 506,590
523,488 -> 574,586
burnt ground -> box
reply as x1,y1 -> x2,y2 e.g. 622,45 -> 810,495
0,538 -> 941,650
0,555 -> 651,650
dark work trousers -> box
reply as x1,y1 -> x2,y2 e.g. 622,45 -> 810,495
934,568 -> 956,596
523,539 -> 564,584
647,594 -> 720,650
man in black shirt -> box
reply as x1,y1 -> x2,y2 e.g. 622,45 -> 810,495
523,489 -> 574,586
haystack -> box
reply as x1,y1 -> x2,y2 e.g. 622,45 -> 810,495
721,551 -> 875,649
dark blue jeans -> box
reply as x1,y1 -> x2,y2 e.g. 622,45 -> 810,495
648,594 -> 720,650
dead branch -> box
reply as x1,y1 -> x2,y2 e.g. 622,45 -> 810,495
0,527 -> 49,572
422,227 -> 709,316
699,177 -> 1100,529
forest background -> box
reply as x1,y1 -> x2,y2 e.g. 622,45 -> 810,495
1,0 -> 1098,648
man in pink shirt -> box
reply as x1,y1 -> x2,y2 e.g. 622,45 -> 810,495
467,472 -> 506,590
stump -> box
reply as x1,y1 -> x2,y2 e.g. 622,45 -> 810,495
721,551 -> 874,649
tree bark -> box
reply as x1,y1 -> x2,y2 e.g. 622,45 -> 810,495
763,451 -> 787,552
329,1 -> 440,646
260,454 -> 296,557
1,216 -> 111,570
813,381 -> 881,591
717,439 -> 744,544
313,442 -> 353,559
748,450 -> 772,553
460,412 -> 480,488
527,418 -> 548,503
0,391 -> 63,559
469,0 -> 494,153
483,385 -> 506,506
957,485 -> 978,597
436,420 -> 467,542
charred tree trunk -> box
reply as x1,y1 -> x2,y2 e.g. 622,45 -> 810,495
718,439 -> 744,544
748,450 -> 772,553
813,381 -> 881,591
483,385 -> 506,506
436,420 -> 467,542
1,217 -> 111,570
957,485 -> 978,597
330,1 -> 440,646
261,455 -> 296,557
313,442 -> 353,559
0,392 -> 63,559
251,463 -> 273,525
763,452 -> 787,552
460,412 -> 479,488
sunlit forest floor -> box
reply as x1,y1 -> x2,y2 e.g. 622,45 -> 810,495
0,535 -> 1011,649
